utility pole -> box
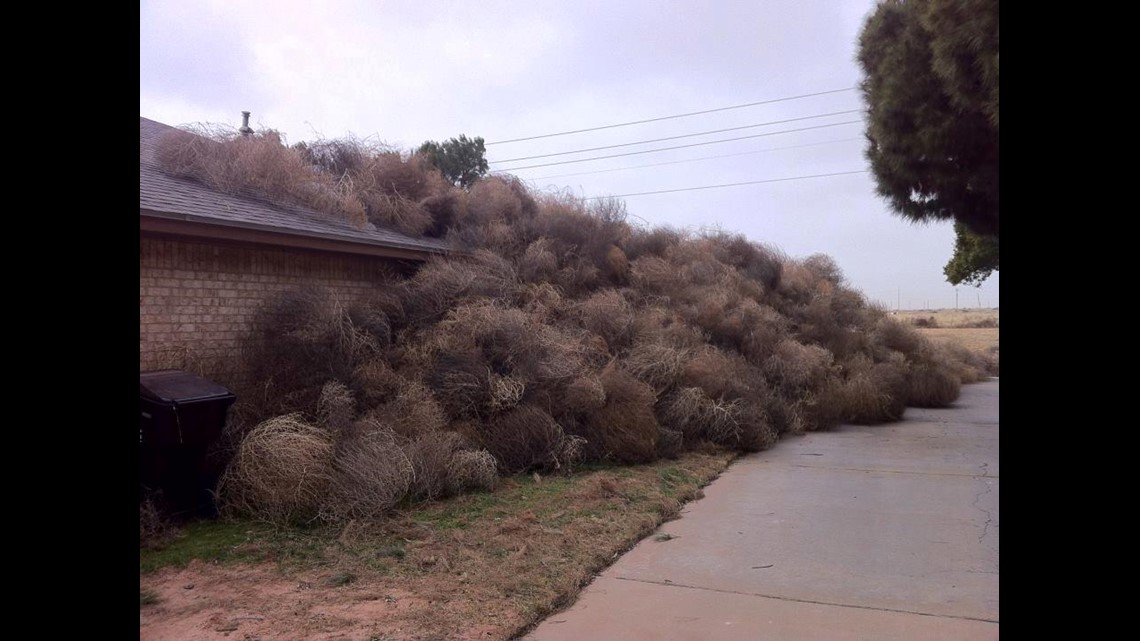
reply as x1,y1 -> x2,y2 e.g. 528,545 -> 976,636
955,288 -> 959,309
897,287 -> 900,311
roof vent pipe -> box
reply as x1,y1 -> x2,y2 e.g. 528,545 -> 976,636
239,111 -> 254,136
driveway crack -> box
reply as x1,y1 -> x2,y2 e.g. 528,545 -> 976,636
971,462 -> 995,543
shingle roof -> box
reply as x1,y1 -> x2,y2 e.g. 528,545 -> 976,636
140,117 -> 448,257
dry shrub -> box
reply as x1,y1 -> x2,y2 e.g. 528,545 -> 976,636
658,387 -> 775,452
761,393 -> 806,436
362,193 -> 433,236
140,495 -> 178,548
764,339 -> 835,392
658,387 -> 742,444
625,225 -> 686,260
488,373 -> 527,412
701,297 -> 786,363
402,251 -> 520,323
776,260 -> 817,304
604,245 -> 631,283
156,126 -> 368,227
218,415 -> 335,525
519,238 -> 559,283
631,305 -> 707,348
630,255 -> 681,294
322,427 -> 413,521
678,254 -> 725,288
473,406 -> 569,473
562,376 -> 607,413
528,193 -> 630,272
935,342 -> 998,381
656,426 -> 684,459
679,348 -> 759,400
518,282 -> 564,320
802,253 -> 846,286
799,378 -> 847,432
623,341 -> 693,394
466,175 -> 538,231
403,431 -> 473,502
244,286 -> 379,421
449,219 -> 520,254
569,289 -> 636,351
577,366 -> 659,464
705,231 -> 783,291
872,316 -> 925,358
368,381 -> 447,438
429,349 -> 494,419
431,301 -> 587,398
346,302 -> 393,349
793,294 -> 865,359
735,399 -> 778,452
552,261 -> 601,297
352,359 -> 403,410
838,356 -> 909,424
359,151 -> 450,202
449,449 -> 499,494
317,381 -> 356,434
421,192 -> 468,238
359,286 -> 411,333
295,137 -> 370,176
906,363 -> 962,407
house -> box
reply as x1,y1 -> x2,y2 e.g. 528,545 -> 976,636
140,116 -> 448,385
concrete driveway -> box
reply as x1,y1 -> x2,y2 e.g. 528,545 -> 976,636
526,380 -> 999,640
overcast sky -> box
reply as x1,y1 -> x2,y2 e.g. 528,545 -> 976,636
140,0 -> 998,310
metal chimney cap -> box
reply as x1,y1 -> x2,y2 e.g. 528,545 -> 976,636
239,111 -> 254,135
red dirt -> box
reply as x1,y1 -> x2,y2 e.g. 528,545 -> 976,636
140,560 -> 499,641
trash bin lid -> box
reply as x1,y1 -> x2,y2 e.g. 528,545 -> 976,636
140,369 -> 233,403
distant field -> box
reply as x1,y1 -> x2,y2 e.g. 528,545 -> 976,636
890,308 -> 999,355
894,308 -> 998,329
917,327 -> 999,354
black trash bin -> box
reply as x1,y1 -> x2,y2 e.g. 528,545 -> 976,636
140,370 -> 236,517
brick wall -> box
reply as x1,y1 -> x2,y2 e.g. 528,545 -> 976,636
140,236 -> 404,387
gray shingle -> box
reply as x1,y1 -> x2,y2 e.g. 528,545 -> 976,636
140,117 -> 449,255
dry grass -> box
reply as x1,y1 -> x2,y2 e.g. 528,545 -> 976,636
894,308 -> 999,328
918,327 -> 1000,355
140,496 -> 179,549
141,450 -> 736,641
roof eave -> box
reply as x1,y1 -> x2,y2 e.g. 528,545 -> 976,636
139,208 -> 447,261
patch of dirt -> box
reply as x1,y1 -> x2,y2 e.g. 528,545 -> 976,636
140,451 -> 735,640
140,560 -> 478,641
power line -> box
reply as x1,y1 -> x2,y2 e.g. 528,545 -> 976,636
518,137 -> 864,181
491,109 -> 863,163
486,87 -> 857,145
582,170 -> 869,200
497,120 -> 863,171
